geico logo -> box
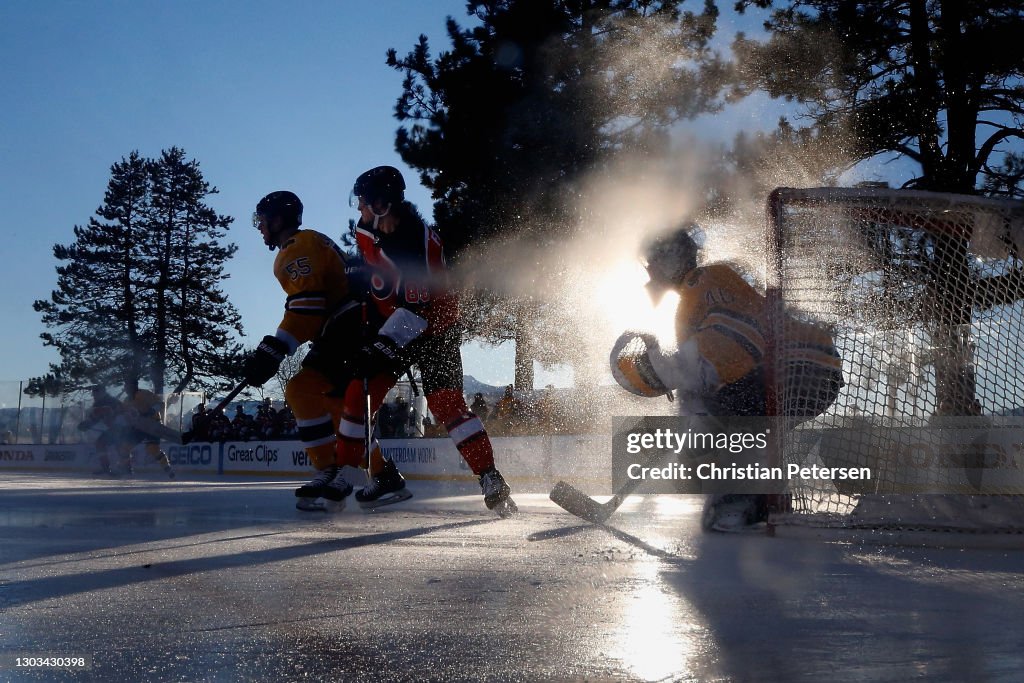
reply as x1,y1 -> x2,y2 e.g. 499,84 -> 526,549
0,450 -> 35,461
169,444 -> 213,465
227,444 -> 278,465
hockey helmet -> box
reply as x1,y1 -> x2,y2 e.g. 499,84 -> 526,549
351,166 -> 406,208
609,331 -> 670,398
254,191 -> 303,250
255,190 -> 303,227
641,225 -> 700,302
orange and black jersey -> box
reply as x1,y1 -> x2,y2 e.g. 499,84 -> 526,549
272,229 -> 353,352
354,206 -> 459,336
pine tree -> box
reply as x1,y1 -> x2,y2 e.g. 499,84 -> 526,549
34,152 -> 152,395
733,0 -> 1024,196
33,149 -> 244,396
732,0 -> 1024,414
146,147 -> 244,394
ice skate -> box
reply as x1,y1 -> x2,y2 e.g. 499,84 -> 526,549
479,467 -> 518,518
295,465 -> 352,512
702,494 -> 767,533
355,459 -> 412,510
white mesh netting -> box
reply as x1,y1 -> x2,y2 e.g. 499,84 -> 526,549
766,187 -> 1024,533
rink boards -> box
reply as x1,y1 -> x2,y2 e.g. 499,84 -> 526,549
0,436 -> 612,488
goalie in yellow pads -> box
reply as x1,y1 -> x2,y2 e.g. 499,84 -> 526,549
611,225 -> 843,531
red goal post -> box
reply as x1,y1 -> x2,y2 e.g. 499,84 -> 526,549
764,187 -> 1024,536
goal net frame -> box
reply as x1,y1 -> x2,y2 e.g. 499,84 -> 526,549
764,186 -> 1024,539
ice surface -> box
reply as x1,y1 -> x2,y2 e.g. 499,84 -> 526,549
1,472 -> 1022,682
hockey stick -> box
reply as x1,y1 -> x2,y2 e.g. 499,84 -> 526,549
549,474 -> 647,525
362,302 -> 375,482
549,410 -> 677,525
550,418 -> 657,524
181,380 -> 247,444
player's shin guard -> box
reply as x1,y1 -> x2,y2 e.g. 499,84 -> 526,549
336,413 -> 370,469
429,389 -> 496,475
297,415 -> 337,471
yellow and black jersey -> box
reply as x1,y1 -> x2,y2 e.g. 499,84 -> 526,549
675,264 -> 840,387
272,229 -> 352,351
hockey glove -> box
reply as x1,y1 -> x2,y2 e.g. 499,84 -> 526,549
609,330 -> 671,398
243,335 -> 289,387
348,335 -> 405,379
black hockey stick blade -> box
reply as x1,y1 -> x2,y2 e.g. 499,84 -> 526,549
549,480 -> 615,524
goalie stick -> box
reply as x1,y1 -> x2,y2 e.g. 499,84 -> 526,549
549,414 -> 668,525
549,477 -> 645,525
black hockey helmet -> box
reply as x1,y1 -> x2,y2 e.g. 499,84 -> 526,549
351,166 -> 406,207
254,191 -> 303,250
255,190 -> 303,228
641,224 -> 700,302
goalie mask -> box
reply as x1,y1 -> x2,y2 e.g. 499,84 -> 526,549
641,225 -> 700,303
610,331 -> 670,398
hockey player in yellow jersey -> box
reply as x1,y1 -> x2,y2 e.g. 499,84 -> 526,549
246,191 -> 410,511
85,386 -> 175,478
610,225 -> 843,531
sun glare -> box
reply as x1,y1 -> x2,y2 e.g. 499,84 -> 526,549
595,260 -> 679,347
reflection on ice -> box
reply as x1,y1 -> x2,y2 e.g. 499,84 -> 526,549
612,558 -> 695,681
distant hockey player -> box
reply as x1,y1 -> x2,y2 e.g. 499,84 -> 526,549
340,166 -> 516,516
82,385 -> 129,475
122,388 -> 176,478
83,386 -> 175,478
610,225 -> 843,531
247,190 -> 411,511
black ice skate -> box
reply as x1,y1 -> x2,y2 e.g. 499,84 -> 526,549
702,494 -> 768,533
295,465 -> 352,512
479,467 -> 518,518
355,459 -> 413,510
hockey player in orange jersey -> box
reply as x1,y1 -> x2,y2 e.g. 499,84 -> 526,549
246,191 -> 411,511
610,225 -> 843,531
338,166 -> 516,517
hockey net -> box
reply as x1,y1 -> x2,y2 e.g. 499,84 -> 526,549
766,187 -> 1024,535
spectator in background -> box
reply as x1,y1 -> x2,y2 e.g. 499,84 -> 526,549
470,392 -> 489,423
492,385 -> 523,436
230,405 -> 254,441
189,403 -> 212,442
275,405 -> 298,439
208,411 -> 232,442
392,395 -> 413,438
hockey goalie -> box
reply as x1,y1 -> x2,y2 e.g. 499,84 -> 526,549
611,225 -> 844,531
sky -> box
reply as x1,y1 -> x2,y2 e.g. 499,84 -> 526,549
0,1 -> 911,401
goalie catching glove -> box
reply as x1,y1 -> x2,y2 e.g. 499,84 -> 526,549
610,330 -> 671,398
243,335 -> 289,387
